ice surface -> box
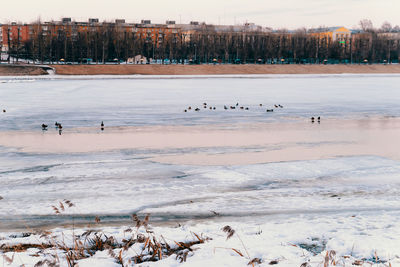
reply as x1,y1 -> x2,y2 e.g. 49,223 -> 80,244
1,74 -> 400,131
1,74 -> 400,266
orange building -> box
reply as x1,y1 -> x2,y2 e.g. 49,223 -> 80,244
309,26 -> 351,43
135,23 -> 179,45
1,23 -> 30,51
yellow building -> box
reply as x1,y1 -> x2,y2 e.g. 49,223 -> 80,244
310,26 -> 351,43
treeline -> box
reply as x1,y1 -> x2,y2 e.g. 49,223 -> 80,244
7,24 -> 400,64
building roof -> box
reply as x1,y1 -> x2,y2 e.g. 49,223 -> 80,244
309,26 -> 349,33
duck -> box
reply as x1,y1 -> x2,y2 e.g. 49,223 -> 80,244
195,108 -> 200,111
259,104 -> 263,107
240,106 -> 244,110
41,124 -> 48,130
245,107 -> 249,110
311,117 -> 315,123
2,109 -> 5,113
213,107 -> 216,110
188,106 -> 192,110
55,122 -> 60,128
274,104 -> 278,108
278,104 -> 283,108
236,102 -> 239,106
224,105 -> 228,110
266,109 -> 274,112
184,109 -> 187,112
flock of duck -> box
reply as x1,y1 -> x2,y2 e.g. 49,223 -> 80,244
184,102 -> 321,123
1,105 -> 320,135
183,102 -> 285,113
41,121 -> 105,135
311,116 -> 321,123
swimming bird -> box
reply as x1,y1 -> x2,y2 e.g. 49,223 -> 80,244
224,105 -> 228,110
195,108 -> 200,111
213,107 -> 216,110
274,104 -> 278,108
209,107 -> 212,110
184,109 -> 187,112
2,109 -> 5,113
311,117 -> 315,123
55,122 -> 60,128
245,107 -> 249,110
203,102 -> 207,106
240,106 -> 244,110
41,124 -> 48,130
266,109 -> 274,112
278,104 -> 283,108
236,102 -> 239,106
259,104 -> 263,107
101,121 -> 104,131
188,106 -> 192,110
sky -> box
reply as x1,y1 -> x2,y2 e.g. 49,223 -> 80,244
2,0 -> 399,29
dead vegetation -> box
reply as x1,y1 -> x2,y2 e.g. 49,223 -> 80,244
0,200 -> 209,266
0,202 -> 396,266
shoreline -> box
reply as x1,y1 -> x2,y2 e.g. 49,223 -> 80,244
2,63 -> 400,76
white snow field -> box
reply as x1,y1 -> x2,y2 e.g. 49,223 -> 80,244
1,74 -> 400,266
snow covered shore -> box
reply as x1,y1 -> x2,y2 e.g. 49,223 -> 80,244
1,210 -> 400,266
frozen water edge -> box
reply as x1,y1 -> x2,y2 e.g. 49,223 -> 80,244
2,73 -> 400,82
1,210 -> 400,267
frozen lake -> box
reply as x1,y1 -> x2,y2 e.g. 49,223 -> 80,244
1,74 -> 400,131
1,74 -> 400,225
2,74 -> 400,265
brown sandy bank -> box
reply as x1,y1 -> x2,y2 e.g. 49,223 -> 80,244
1,118 -> 400,165
52,64 -> 400,75
0,65 -> 49,76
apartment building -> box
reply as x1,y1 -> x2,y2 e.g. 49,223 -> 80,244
309,26 -> 351,43
0,23 -> 30,51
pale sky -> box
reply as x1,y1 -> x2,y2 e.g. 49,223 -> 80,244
2,0 -> 399,29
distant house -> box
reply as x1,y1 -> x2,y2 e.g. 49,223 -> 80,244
309,26 -> 351,42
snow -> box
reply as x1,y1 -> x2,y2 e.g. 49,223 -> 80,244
1,74 -> 400,266
1,211 -> 400,266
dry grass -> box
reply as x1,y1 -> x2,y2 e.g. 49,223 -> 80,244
0,200 -> 209,266
52,64 -> 400,76
0,65 -> 48,76
0,202 -> 396,266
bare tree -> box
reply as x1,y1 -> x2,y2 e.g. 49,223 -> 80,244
359,19 -> 374,32
380,21 -> 393,33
